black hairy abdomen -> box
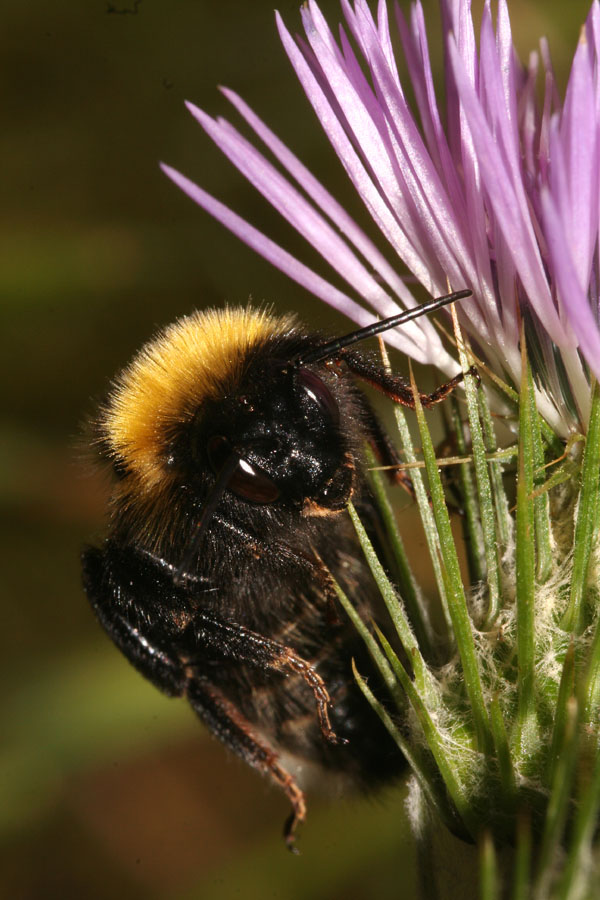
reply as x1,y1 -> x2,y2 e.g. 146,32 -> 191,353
82,507 -> 404,788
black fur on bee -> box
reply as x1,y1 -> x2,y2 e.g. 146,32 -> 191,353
82,292 -> 472,850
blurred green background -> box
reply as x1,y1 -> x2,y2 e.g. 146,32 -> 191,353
1,1 -> 591,897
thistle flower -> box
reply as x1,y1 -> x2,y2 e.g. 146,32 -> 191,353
162,0 -> 600,437
162,2 -> 600,896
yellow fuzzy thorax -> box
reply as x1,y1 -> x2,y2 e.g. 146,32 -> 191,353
101,305 -> 297,492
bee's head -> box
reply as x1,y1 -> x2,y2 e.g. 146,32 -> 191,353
97,293 -> 470,567
196,359 -> 353,514
97,307 -> 356,572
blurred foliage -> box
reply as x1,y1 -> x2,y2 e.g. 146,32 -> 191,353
0,0 -> 592,897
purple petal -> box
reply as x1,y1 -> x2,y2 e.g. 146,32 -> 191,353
495,0 -> 520,150
219,87 -> 415,306
300,5 -> 414,229
519,50 -> 539,180
541,185 -> 600,388
538,39 -> 559,184
557,31 -> 599,291
352,1 -> 470,276
349,0 -> 496,343
395,1 -> 465,219
447,34 -> 571,348
478,5 -> 522,208
585,1 -> 600,112
376,0 -> 401,84
160,165 -> 398,344
276,11 -> 436,292
185,102 -> 405,317
160,163 -> 456,366
444,0 -> 479,134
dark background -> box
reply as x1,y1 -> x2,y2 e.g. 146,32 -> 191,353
1,1 -> 589,897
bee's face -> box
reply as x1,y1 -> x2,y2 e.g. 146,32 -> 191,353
195,363 -> 354,512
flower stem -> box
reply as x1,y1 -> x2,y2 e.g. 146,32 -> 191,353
347,501 -> 429,693
561,380 -> 600,634
366,446 -> 435,660
479,831 -> 499,900
514,332 -> 538,757
391,403 -> 452,633
410,364 -> 492,755
452,309 -> 502,624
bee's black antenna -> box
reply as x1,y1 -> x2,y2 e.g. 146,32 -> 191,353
295,289 -> 472,366
173,451 -> 241,586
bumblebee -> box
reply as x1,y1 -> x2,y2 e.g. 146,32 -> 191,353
82,291 -> 470,848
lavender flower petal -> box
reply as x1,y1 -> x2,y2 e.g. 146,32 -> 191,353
219,88 -> 420,310
542,186 -> 600,384
186,104 -> 399,312
164,0 -> 600,432
276,12 -> 434,293
555,32 -> 599,293
447,35 -> 571,348
160,165 -> 400,331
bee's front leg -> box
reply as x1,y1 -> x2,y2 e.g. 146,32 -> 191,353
339,349 -> 476,408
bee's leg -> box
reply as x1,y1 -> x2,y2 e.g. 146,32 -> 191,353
83,541 -> 309,849
216,517 -> 340,609
195,611 -> 346,747
84,539 -> 342,747
272,539 -> 339,605
82,543 -> 187,696
339,349 -> 478,409
187,677 -> 306,851
352,392 -> 415,494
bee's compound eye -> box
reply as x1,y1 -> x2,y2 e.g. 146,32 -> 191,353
207,436 -> 280,504
297,369 -> 340,426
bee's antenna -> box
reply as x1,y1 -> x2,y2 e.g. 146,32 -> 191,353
173,451 -> 241,587
295,289 -> 472,366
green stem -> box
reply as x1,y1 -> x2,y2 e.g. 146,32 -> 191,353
533,698 -> 579,899
546,641 -> 574,787
410,365 -> 492,755
561,380 -> 600,634
583,616 -> 600,726
351,661 -> 461,838
451,394 -> 486,586
391,404 -> 452,632
478,388 -> 512,553
376,628 -> 477,839
453,315 -> 501,623
514,334 -> 538,756
556,743 -> 600,899
347,501 -> 429,693
530,372 -> 554,584
479,832 -> 499,900
511,814 -> 531,900
489,694 -> 517,804
365,445 -> 435,660
330,578 -> 401,705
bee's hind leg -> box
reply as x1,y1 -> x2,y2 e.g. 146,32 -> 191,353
186,677 -> 306,852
